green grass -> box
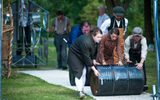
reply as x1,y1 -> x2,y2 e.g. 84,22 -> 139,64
145,51 -> 157,92
2,73 -> 93,100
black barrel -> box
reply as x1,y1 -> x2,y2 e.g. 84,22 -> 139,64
90,65 -> 144,96
69,67 -> 90,86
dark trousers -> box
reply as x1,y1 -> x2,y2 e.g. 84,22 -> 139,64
54,34 -> 68,68
129,51 -> 147,86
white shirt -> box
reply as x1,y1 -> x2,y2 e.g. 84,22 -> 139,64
97,13 -> 109,29
100,17 -> 128,35
124,35 -> 148,60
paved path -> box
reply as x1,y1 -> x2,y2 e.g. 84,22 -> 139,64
20,70 -> 153,100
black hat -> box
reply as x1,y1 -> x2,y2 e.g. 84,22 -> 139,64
113,6 -> 125,17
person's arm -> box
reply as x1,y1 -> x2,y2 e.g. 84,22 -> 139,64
100,19 -> 111,34
67,18 -> 71,33
91,66 -> 100,76
124,36 -> 131,62
79,39 -> 94,66
124,18 -> 128,35
98,36 -> 106,65
141,37 -> 148,61
104,13 -> 110,20
136,37 -> 148,69
68,25 -> 79,45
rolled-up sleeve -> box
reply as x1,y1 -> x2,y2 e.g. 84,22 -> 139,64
124,36 -> 131,60
141,37 -> 148,60
124,18 -> 128,35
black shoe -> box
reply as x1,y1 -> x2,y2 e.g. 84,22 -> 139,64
143,85 -> 148,91
62,66 -> 67,70
57,67 -> 61,69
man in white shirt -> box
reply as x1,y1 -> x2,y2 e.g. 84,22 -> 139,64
100,6 -> 128,64
97,5 -> 109,29
124,27 -> 148,91
100,6 -> 128,35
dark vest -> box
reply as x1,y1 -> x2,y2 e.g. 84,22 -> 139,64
108,16 -> 125,31
129,37 -> 142,55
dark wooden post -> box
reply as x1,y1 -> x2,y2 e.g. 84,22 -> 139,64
0,0 -> 2,99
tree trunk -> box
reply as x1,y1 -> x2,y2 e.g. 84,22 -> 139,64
144,0 -> 154,44
105,0 -> 114,15
123,0 -> 130,10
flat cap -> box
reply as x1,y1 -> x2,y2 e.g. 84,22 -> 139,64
132,27 -> 143,35
113,6 -> 125,17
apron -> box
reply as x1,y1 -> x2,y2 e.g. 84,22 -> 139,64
113,28 -> 124,64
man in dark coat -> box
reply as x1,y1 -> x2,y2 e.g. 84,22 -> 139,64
68,27 -> 102,99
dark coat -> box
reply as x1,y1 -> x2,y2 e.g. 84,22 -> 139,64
68,35 -> 97,79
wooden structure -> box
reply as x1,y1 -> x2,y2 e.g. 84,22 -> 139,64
2,1 -> 14,78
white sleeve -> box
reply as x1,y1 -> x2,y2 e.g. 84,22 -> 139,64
124,18 -> 128,35
100,19 -> 111,35
124,36 -> 131,60
104,14 -> 110,20
141,37 -> 148,60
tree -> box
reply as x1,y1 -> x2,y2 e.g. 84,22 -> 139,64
144,0 -> 154,45
105,0 -> 130,15
79,0 -> 103,25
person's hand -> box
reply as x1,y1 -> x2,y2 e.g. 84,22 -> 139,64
93,69 -> 100,77
136,63 -> 143,70
91,66 -> 100,76
102,60 -> 106,65
117,61 -> 123,66
93,60 -> 100,65
126,59 -> 133,63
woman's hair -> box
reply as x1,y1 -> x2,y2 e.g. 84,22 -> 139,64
90,27 -> 102,36
80,21 -> 91,28
108,28 -> 119,35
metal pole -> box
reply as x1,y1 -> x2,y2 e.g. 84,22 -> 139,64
153,85 -> 158,100
0,0 -> 2,99
154,0 -> 160,100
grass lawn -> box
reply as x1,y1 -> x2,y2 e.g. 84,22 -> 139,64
2,73 -> 93,100
145,51 -> 157,92
2,38 -> 157,99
